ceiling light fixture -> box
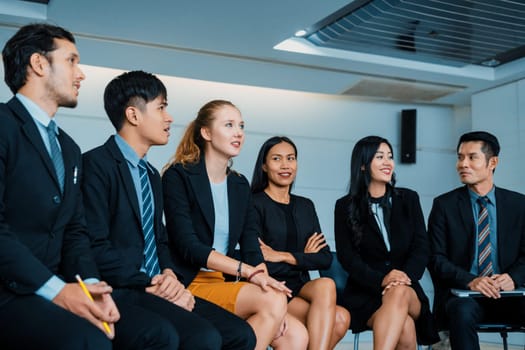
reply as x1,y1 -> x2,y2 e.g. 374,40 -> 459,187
294,29 -> 307,37
481,59 -> 500,67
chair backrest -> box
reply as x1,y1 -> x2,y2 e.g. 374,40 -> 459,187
319,251 -> 348,303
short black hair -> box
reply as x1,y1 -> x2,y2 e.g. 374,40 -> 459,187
103,70 -> 167,131
457,131 -> 500,158
2,23 -> 75,94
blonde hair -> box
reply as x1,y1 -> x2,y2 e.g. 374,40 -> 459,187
163,99 -> 239,173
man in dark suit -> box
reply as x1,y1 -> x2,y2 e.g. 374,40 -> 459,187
82,70 -> 256,350
0,24 -> 120,349
428,131 -> 525,350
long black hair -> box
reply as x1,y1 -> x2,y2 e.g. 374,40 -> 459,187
346,136 -> 396,247
251,136 -> 297,193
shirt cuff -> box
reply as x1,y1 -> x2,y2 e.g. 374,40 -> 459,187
35,275 -> 66,301
83,277 -> 100,284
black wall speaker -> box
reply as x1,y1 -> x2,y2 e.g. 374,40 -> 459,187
400,109 -> 417,164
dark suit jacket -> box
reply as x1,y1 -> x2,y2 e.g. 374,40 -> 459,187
0,97 -> 99,305
82,136 -> 177,288
334,188 -> 438,343
162,159 -> 263,286
428,185 -> 525,327
252,191 -> 332,295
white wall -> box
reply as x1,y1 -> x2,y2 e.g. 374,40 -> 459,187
472,80 -> 525,193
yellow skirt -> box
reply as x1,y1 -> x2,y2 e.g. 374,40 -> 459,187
188,271 -> 247,313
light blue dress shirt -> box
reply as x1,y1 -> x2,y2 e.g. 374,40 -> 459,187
210,179 -> 229,256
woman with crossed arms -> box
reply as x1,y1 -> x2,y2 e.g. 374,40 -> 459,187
251,136 -> 350,350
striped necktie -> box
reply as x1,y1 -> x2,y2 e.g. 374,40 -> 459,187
477,196 -> 493,277
47,120 -> 64,193
138,160 -> 161,277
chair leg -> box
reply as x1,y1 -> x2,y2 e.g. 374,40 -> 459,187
500,331 -> 508,350
353,332 -> 360,350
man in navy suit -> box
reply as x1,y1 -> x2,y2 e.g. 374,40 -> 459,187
428,131 -> 525,350
0,24 -> 119,349
82,70 -> 256,350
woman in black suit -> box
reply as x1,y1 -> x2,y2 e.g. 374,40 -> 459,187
251,136 -> 350,350
334,136 -> 438,350
162,100 -> 307,350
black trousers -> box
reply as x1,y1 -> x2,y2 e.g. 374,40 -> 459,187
446,295 -> 525,350
0,295 -> 112,350
112,288 -> 255,350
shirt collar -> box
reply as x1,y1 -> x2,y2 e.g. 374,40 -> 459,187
16,93 -> 58,133
468,186 -> 496,204
114,134 -> 153,173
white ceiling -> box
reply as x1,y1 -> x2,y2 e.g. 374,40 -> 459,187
2,0 -> 525,106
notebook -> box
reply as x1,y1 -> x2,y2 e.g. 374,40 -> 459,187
451,288 -> 525,298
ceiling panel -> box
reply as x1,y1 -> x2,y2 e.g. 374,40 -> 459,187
305,0 -> 525,67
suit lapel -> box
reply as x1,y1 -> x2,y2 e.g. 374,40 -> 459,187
9,98 -> 62,192
494,187 -> 509,265
388,194 -> 401,253
106,137 -> 141,221
188,161 -> 215,232
457,187 -> 475,240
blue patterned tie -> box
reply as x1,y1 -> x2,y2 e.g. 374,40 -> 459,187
47,120 -> 64,193
477,197 -> 493,277
138,160 -> 161,277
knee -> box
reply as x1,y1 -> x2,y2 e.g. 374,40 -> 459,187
334,306 -> 351,339
312,277 -> 337,303
63,325 -> 113,350
385,285 -> 413,306
258,289 -> 287,321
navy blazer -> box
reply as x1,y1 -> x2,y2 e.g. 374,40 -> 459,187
82,136 -> 177,288
252,191 -> 332,294
0,97 -> 98,305
335,188 -> 438,343
162,158 -> 263,286
428,185 -> 525,327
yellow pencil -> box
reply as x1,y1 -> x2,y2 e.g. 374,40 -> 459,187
75,274 -> 112,335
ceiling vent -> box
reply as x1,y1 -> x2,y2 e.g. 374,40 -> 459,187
305,0 -> 525,67
341,77 -> 464,102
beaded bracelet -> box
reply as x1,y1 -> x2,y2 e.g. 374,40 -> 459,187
235,261 -> 242,283
247,269 -> 265,282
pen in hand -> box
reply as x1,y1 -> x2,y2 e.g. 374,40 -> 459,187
75,274 -> 113,336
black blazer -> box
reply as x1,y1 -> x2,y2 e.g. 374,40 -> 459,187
335,188 -> 438,343
252,191 -> 332,294
428,185 -> 525,327
162,159 -> 264,286
0,97 -> 99,305
82,136 -> 177,288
